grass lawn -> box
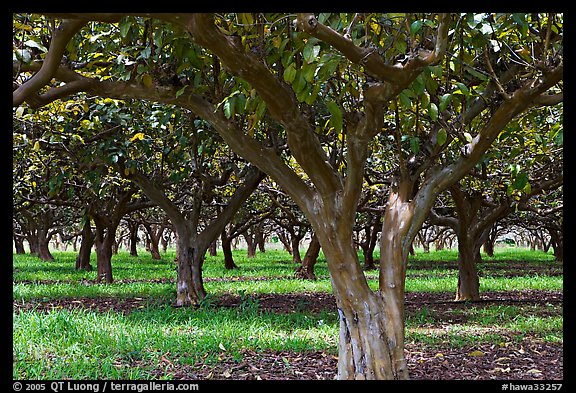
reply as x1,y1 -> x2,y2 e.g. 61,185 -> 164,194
13,246 -> 563,380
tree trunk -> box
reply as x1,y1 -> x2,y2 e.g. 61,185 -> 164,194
361,244 -> 376,270
221,232 -> 238,269
37,229 -> 54,261
209,239 -> 217,256
295,233 -> 320,279
319,236 -> 407,380
256,229 -> 266,253
361,218 -> 380,270
75,220 -> 94,271
174,231 -> 207,306
483,238 -> 495,257
26,234 -> 39,256
143,223 -> 163,260
129,222 -> 139,256
455,238 -> 481,301
243,232 -> 257,258
549,228 -> 563,262
14,235 -> 26,254
290,234 -> 302,264
277,231 -> 292,254
94,233 -> 114,284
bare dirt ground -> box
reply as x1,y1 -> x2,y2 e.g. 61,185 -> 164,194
13,289 -> 563,381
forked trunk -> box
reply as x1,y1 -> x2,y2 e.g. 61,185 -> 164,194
319,239 -> 407,380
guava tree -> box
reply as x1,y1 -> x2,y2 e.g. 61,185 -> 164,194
13,12 -> 563,380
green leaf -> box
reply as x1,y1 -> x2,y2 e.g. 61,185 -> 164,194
119,19 -> 131,38
455,82 -> 470,96
235,94 -> 246,114
554,130 -> 563,145
439,93 -> 452,112
428,65 -> 443,78
410,137 -> 420,154
175,85 -> 188,98
283,63 -> 297,83
513,171 -> 529,190
224,98 -> 234,119
317,58 -> 339,81
436,128 -> 447,146
292,71 -> 307,94
142,74 -> 153,88
421,92 -> 430,108
463,132 -> 473,143
24,39 -> 47,53
465,67 -> 489,81
410,20 -> 423,35
301,62 -> 317,83
303,44 -> 321,64
399,91 -> 412,109
395,39 -> 407,54
428,103 -> 438,121
326,100 -> 343,131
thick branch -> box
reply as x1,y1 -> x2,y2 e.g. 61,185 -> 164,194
13,19 -> 87,107
188,13 -> 342,199
296,13 -> 451,87
405,63 -> 563,250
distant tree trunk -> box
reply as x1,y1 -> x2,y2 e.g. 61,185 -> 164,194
483,238 -> 495,257
13,235 -> 26,254
160,228 -> 170,253
360,219 -> 380,270
75,220 -> 94,271
418,232 -> 430,253
93,218 -> 117,284
277,231 -> 292,254
113,239 -> 120,254
255,228 -> 266,253
483,224 -> 498,257
221,231 -> 238,269
36,227 -> 54,261
143,223 -> 162,260
243,232 -> 257,258
549,228 -> 563,262
209,239 -> 217,256
289,231 -> 306,264
173,229 -> 206,305
94,234 -> 114,283
455,237 -> 481,301
295,233 -> 320,279
128,221 -> 139,256
26,232 -> 39,256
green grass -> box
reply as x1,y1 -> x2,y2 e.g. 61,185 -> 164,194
13,304 -> 338,379
13,246 -> 562,379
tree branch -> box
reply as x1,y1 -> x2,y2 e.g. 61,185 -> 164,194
13,18 -> 87,107
188,13 -> 342,200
